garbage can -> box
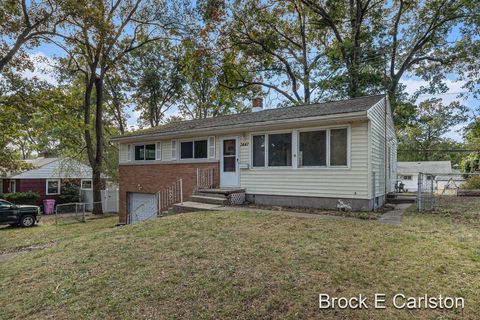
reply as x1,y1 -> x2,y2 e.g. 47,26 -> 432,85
43,199 -> 56,215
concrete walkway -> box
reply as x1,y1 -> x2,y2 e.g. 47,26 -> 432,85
377,203 -> 411,225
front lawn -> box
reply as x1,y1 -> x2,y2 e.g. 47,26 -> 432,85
1,208 -> 479,319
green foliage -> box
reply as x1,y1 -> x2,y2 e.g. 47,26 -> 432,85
397,98 -> 468,162
462,176 -> 480,190
57,181 -> 81,204
4,191 -> 40,204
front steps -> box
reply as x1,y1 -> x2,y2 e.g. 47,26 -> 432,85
172,188 -> 245,213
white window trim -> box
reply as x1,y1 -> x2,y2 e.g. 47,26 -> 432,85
80,179 -> 93,190
179,137 -> 210,160
133,143 -> 157,162
9,180 -> 16,193
46,179 -> 61,195
250,125 -> 351,170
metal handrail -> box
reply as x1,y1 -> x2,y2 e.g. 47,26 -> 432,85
158,178 -> 183,214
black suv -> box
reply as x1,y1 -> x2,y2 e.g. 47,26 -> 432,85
0,199 -> 40,227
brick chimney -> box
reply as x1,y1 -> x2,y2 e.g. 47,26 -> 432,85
252,97 -> 263,112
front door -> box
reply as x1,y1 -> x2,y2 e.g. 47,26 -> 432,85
220,137 -> 240,187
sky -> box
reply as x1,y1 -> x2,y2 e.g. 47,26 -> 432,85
26,40 -> 477,142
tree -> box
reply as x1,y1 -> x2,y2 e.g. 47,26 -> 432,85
301,0 -> 477,106
0,0 -> 67,72
178,36 -> 254,119
224,0 -> 333,104
127,42 -> 183,127
55,0 -> 179,214
397,98 -> 468,161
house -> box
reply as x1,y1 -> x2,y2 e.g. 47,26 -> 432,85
396,161 -> 453,192
435,173 -> 465,194
111,94 -> 397,224
0,157 -> 94,205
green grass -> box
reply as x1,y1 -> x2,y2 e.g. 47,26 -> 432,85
1,209 -> 480,319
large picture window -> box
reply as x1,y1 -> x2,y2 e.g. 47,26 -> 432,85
181,139 -> 208,159
135,144 -> 156,161
299,130 -> 326,166
330,128 -> 348,166
252,127 -> 348,169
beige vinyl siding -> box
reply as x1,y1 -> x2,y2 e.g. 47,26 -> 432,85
239,122 -> 370,199
118,137 -> 220,164
367,98 -> 397,198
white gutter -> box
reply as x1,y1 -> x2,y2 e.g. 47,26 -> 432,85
111,111 -> 369,143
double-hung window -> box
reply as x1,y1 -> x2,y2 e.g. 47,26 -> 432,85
180,139 -> 208,159
135,144 -> 156,161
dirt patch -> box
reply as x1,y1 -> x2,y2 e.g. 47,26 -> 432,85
235,203 -> 389,220
0,240 -> 61,262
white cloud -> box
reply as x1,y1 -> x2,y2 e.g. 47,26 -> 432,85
21,52 -> 58,85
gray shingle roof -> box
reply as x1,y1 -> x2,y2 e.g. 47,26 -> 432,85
112,94 -> 385,141
397,161 -> 453,174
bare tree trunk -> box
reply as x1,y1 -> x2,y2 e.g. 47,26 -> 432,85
92,76 -> 105,214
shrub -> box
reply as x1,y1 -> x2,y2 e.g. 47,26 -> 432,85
462,176 -> 480,190
57,181 -> 81,204
4,192 -> 40,205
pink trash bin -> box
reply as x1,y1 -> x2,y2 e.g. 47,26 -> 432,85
43,199 -> 56,215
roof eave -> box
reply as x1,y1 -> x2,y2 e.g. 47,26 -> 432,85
110,111 -> 369,143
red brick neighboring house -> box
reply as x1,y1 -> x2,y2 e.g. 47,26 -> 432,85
112,95 -> 398,224
0,157 -> 94,206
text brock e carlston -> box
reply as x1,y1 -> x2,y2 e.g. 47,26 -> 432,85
319,293 -> 465,310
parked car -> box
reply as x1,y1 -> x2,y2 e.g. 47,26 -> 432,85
0,199 -> 40,227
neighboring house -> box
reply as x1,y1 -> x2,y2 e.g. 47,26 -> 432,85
435,173 -> 465,194
0,157 -> 94,205
111,94 -> 397,224
396,161 -> 453,192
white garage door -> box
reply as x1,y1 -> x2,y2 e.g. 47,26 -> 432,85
129,193 -> 158,224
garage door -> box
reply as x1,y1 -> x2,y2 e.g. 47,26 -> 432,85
128,193 -> 158,224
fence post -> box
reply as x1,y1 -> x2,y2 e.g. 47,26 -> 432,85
180,179 -> 183,204
417,172 -> 422,211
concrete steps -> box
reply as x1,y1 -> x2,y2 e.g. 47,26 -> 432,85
190,195 -> 228,205
173,201 -> 224,213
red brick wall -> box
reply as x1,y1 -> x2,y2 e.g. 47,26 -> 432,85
119,162 -> 220,224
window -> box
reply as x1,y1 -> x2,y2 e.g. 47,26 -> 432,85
81,179 -> 92,190
134,144 -> 156,161
252,133 -> 292,167
252,135 -> 265,167
268,133 -> 292,166
330,128 -> 348,166
299,130 -> 326,166
9,180 -> 16,193
46,179 -> 61,195
180,139 -> 208,159
0,200 -> 13,208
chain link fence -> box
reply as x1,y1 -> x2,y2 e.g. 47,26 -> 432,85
417,172 -> 480,215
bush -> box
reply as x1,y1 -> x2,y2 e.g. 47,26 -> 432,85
4,192 -> 40,205
57,181 -> 81,204
462,176 -> 480,190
